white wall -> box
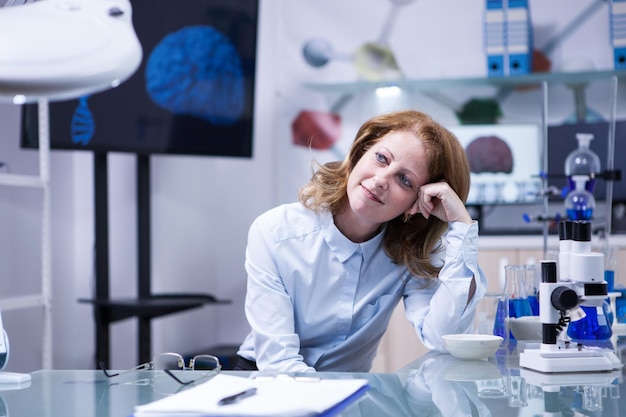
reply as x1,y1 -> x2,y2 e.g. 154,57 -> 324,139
0,0 -> 621,372
0,0 -> 281,372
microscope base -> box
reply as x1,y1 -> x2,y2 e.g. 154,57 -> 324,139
520,346 -> 623,373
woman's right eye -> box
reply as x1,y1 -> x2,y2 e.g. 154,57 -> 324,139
375,152 -> 387,164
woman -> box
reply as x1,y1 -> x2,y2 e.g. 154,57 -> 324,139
236,110 -> 487,372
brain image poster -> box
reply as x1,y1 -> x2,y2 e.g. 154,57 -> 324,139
22,0 -> 258,157
447,124 -> 542,205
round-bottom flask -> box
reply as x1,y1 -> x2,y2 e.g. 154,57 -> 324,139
564,133 -> 601,193
565,175 -> 595,220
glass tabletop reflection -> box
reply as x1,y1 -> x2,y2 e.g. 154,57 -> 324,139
1,344 -> 625,417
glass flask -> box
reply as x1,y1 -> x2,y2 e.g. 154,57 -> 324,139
491,293 -> 510,345
565,175 -> 596,220
524,264 -> 540,316
501,265 -> 533,343
567,301 -> 613,345
564,133 -> 601,193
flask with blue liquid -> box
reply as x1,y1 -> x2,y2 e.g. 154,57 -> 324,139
565,175 -> 595,220
567,302 -> 613,344
497,265 -> 533,343
490,293 -> 510,346
505,265 -> 533,318
524,264 -> 540,316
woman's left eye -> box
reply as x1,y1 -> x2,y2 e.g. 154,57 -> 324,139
399,174 -> 413,188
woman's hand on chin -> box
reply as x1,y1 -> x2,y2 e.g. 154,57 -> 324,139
415,182 -> 472,224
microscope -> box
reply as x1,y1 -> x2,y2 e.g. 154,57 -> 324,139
519,220 -> 623,373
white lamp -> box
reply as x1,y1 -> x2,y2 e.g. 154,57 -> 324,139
0,0 -> 142,374
0,0 -> 142,103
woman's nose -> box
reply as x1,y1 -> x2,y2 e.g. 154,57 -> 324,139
373,175 -> 388,189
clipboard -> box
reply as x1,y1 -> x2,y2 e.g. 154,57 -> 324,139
133,373 -> 370,417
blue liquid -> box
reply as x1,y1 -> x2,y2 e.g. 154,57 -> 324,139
605,270 -> 615,292
493,298 -> 533,343
510,298 -> 533,319
566,208 -> 593,220
567,177 -> 597,193
493,298 -> 508,341
567,305 -> 612,341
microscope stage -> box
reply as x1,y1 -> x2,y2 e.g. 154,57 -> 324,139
520,346 -> 623,373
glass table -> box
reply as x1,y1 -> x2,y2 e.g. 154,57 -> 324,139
2,342 -> 626,416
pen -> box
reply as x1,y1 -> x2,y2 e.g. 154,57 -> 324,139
218,387 -> 258,406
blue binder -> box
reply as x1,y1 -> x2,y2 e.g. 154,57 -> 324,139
506,0 -> 532,75
485,0 -> 506,76
610,0 -> 626,70
484,0 -> 533,76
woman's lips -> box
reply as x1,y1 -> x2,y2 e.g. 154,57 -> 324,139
361,185 -> 382,204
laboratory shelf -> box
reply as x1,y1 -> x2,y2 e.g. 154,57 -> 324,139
0,294 -> 47,311
304,70 -> 626,93
0,100 -> 53,369
0,173 -> 46,188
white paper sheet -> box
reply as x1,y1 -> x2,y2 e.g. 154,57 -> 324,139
134,373 -> 370,417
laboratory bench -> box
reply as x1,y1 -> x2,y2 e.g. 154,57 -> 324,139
3,341 -> 626,417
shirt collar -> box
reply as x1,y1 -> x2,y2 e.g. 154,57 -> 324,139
320,210 -> 385,263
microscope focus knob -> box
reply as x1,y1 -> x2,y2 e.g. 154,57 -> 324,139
551,286 -> 579,311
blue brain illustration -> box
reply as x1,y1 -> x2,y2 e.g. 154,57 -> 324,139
145,25 -> 245,125
71,96 -> 95,145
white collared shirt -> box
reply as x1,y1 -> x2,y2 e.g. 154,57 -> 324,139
237,203 -> 487,372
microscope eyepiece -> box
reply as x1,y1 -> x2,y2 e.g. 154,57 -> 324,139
541,260 -> 557,283
558,220 -> 573,240
572,221 -> 591,242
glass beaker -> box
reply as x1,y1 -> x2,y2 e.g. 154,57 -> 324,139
504,265 -> 533,343
476,292 -> 508,346
505,265 -> 533,318
524,264 -> 540,316
567,301 -> 613,346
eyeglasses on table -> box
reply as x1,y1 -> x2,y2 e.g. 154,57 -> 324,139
99,352 -> 222,385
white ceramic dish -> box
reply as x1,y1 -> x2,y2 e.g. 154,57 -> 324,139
507,316 -> 542,341
441,334 -> 503,360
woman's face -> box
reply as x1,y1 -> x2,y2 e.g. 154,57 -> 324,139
346,130 -> 430,229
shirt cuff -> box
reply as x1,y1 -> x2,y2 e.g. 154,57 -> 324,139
445,221 -> 479,263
